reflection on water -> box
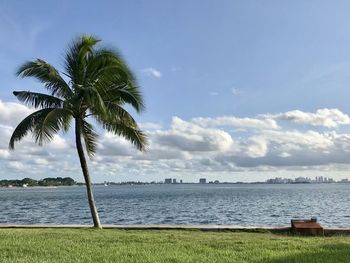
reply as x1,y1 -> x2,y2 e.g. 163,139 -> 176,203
0,184 -> 349,227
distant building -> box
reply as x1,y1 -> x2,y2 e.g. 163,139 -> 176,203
295,177 -> 311,183
315,176 -> 324,183
199,178 -> 206,184
180,180 -> 183,184
341,179 -> 349,183
266,177 -> 292,184
214,180 -> 220,184
164,178 -> 172,184
172,178 -> 177,184
264,176 -> 339,184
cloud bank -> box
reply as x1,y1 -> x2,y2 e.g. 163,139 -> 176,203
2,100 -> 350,181
141,67 -> 162,78
263,108 -> 350,128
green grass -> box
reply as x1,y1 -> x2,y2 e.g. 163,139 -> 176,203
0,229 -> 349,263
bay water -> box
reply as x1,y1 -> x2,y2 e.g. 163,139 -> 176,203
0,183 -> 349,227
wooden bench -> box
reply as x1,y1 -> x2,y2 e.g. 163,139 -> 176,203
291,218 -> 324,236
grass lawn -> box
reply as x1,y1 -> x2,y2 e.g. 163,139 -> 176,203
0,229 -> 349,263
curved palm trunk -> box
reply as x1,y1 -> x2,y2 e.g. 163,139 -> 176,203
75,118 -> 102,229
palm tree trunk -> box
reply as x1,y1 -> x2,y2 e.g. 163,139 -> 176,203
75,118 -> 102,229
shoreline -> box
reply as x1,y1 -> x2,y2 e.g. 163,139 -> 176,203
0,224 -> 349,234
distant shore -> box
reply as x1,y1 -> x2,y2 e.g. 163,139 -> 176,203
94,181 -> 350,186
0,177 -> 76,188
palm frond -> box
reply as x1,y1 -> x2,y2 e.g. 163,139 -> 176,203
64,35 -> 100,85
84,48 -> 145,112
81,120 -> 98,158
91,101 -> 137,126
13,91 -> 63,109
85,48 -> 134,83
17,59 -> 72,98
9,108 -> 54,149
96,116 -> 148,151
107,84 -> 145,112
33,108 -> 73,145
82,86 -> 107,115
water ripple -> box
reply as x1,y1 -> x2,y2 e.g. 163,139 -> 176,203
0,184 -> 350,227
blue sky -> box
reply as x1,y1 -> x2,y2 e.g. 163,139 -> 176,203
2,0 -> 350,182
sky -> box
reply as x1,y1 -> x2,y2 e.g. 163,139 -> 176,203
2,0 -> 350,182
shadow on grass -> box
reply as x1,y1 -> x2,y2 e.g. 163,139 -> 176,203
255,243 -> 350,263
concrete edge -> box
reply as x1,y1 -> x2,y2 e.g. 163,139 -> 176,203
0,224 -> 287,230
0,224 -> 349,234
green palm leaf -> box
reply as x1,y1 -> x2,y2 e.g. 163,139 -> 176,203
107,84 -> 145,112
82,86 -> 107,115
9,108 -> 54,149
34,108 -> 72,145
13,91 -> 63,109
97,117 -> 148,152
17,59 -> 72,98
86,48 -> 135,84
84,48 -> 144,112
64,35 -> 100,85
81,120 -> 98,158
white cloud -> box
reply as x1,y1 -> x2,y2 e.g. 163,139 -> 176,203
135,146 -> 191,161
3,100 -> 350,181
192,116 -> 279,130
244,136 -> 268,158
47,135 -> 70,150
0,100 -> 33,126
215,129 -> 349,168
138,122 -> 163,130
0,125 -> 13,149
141,67 -> 162,78
98,135 -> 135,156
34,158 -> 49,165
231,88 -> 239,95
7,161 -> 27,171
209,91 -> 219,96
262,130 -> 334,151
279,152 -> 291,158
0,149 -> 10,159
265,108 -> 350,128
153,117 -> 234,152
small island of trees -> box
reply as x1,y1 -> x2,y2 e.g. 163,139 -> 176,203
0,177 -> 76,187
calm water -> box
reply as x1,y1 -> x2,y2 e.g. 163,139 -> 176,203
0,184 -> 350,227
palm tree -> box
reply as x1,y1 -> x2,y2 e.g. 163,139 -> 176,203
8,35 -> 147,229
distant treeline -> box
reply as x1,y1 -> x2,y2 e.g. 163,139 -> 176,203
0,177 -> 76,187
